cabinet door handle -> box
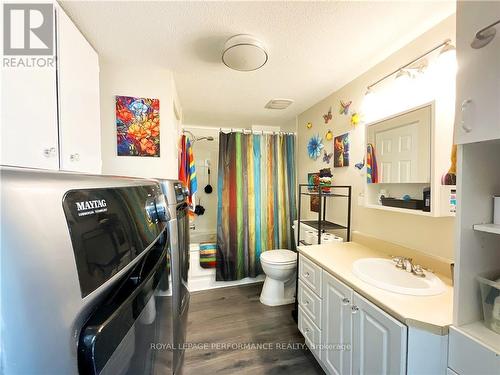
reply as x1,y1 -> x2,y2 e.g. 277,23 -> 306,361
70,153 -> 80,162
342,297 -> 350,305
351,305 -> 359,314
471,19 -> 500,49
304,327 -> 310,333
461,99 -> 473,133
43,147 -> 56,157
304,300 -> 309,306
304,272 -> 310,278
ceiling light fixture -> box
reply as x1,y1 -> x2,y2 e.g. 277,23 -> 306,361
365,39 -> 454,94
222,34 -> 268,72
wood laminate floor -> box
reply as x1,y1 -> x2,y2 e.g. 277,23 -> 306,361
183,283 -> 325,375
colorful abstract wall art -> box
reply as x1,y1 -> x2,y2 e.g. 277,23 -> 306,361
334,133 -> 350,167
116,96 -> 160,157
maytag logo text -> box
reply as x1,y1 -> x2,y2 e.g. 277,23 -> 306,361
75,200 -> 108,217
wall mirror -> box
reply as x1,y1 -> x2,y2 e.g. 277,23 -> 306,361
367,104 -> 432,183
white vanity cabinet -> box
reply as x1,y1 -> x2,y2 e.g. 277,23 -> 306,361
1,3 -> 101,173
454,1 -> 500,144
322,271 -> 353,375
298,255 -> 408,375
351,293 -> 407,375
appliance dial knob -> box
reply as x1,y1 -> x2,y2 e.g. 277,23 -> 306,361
154,194 -> 170,222
145,197 -> 159,223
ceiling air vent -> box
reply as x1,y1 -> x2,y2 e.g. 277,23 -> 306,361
264,99 -> 294,110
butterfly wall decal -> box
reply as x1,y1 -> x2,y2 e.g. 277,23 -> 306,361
355,158 -> 365,170
323,150 -> 334,164
323,107 -> 332,124
339,100 -> 352,115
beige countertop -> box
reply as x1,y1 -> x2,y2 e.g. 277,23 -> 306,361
298,241 -> 453,336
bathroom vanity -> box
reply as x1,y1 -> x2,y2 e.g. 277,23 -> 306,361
297,237 -> 453,375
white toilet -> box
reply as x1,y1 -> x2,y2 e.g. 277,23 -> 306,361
259,249 -> 297,306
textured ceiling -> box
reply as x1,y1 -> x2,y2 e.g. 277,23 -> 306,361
60,1 -> 455,129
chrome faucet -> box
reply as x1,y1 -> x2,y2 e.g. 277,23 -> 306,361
391,256 -> 426,277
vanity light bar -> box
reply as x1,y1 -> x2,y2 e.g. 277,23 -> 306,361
366,38 -> 454,92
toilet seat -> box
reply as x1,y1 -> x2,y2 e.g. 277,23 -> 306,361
260,250 -> 296,265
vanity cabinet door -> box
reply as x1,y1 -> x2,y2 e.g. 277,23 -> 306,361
455,1 -> 500,144
352,292 -> 407,375
321,271 -> 353,375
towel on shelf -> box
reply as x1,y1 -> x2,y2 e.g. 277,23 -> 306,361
366,143 -> 378,184
199,243 -> 217,269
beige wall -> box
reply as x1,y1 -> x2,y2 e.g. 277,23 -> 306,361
297,15 -> 456,260
99,62 -> 181,179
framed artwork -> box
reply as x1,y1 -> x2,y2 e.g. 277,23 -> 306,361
307,173 -> 319,191
334,133 -> 350,167
310,195 -> 321,213
116,95 -> 160,157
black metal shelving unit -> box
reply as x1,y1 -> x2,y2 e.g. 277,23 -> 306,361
297,184 -> 352,245
292,184 -> 352,323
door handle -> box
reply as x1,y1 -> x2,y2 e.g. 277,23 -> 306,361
70,153 -> 80,162
342,297 -> 350,305
471,19 -> 500,49
461,99 -> 473,133
351,305 -> 359,314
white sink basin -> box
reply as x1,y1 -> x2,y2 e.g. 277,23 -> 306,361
352,258 -> 446,296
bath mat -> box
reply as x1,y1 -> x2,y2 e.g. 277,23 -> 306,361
199,242 -> 217,269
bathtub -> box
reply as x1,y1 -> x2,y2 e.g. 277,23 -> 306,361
188,230 -> 265,292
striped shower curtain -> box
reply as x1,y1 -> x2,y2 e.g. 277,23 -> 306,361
216,132 -> 297,281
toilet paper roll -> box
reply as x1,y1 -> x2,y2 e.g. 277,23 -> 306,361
494,196 -> 500,225
305,230 -> 318,245
321,233 -> 343,243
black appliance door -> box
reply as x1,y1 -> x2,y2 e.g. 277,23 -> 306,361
78,233 -> 168,375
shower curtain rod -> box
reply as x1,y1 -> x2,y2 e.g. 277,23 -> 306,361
182,126 -> 296,136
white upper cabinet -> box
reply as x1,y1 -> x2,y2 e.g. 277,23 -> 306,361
455,1 -> 500,144
57,7 -> 101,174
352,292 -> 407,375
1,9 -> 59,170
0,2 -> 101,173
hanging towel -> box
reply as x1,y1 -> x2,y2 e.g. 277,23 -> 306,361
187,138 -> 198,201
179,135 -> 188,184
366,143 -> 378,184
199,243 -> 217,269
178,135 -> 197,211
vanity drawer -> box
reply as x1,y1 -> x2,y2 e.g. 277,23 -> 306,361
299,255 -> 322,297
448,326 -> 499,374
298,306 -> 321,358
298,280 -> 322,328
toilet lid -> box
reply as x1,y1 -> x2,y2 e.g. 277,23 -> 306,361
260,250 -> 296,264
